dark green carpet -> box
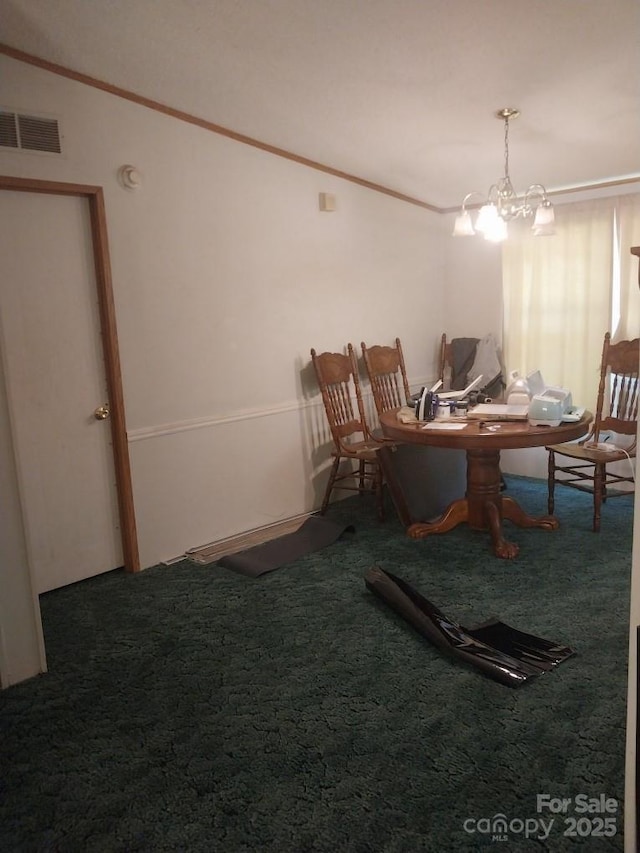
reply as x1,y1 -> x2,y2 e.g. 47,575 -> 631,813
0,476 -> 632,851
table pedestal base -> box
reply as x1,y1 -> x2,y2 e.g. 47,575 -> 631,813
405,449 -> 558,559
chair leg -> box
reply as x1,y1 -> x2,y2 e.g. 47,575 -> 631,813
547,451 -> 555,515
321,454 -> 385,521
593,462 -> 604,533
320,456 -> 340,515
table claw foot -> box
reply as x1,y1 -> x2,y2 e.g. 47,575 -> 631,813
494,538 -> 520,559
407,499 -> 469,540
536,515 -> 560,531
485,501 -> 520,559
501,497 -> 559,530
408,522 -> 434,539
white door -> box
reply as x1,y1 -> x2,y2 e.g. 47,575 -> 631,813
0,190 -> 122,593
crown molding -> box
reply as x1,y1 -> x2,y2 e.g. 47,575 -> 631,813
0,43 -> 441,213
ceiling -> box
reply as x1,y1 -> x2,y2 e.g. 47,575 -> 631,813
2,0 -> 639,210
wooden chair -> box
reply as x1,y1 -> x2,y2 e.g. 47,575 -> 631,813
311,344 -> 386,520
547,332 -> 638,531
360,337 -> 411,416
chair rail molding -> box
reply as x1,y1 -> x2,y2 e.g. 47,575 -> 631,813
127,376 -> 433,443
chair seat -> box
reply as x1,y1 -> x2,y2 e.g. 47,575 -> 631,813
340,438 -> 397,460
331,441 -> 380,461
546,441 -> 634,463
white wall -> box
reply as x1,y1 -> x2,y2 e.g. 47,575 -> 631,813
443,218 -> 503,340
0,339 -> 46,686
0,54 -> 447,569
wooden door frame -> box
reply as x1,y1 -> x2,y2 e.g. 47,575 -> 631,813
0,175 -> 140,573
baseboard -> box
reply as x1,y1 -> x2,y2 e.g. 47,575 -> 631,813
185,511 -> 314,564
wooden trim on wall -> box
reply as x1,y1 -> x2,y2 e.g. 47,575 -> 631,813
2,44 -> 639,215
0,42 -> 440,214
0,174 -> 140,573
440,178 -> 640,214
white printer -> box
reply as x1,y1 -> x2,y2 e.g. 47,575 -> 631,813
507,369 -> 577,427
528,395 -> 565,427
526,370 -> 577,426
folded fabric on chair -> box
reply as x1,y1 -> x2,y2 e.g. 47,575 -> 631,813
467,333 -> 505,399
364,567 -> 575,687
449,337 -> 479,389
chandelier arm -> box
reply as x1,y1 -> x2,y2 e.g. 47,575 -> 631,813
524,184 -> 550,203
460,191 -> 486,211
486,183 -> 501,204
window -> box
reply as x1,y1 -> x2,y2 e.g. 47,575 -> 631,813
502,194 -> 640,412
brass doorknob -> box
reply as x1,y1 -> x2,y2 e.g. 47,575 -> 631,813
94,403 -> 110,420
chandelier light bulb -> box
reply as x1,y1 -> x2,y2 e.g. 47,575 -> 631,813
475,203 -> 499,235
452,210 -> 476,236
533,200 -> 555,228
483,215 -> 508,243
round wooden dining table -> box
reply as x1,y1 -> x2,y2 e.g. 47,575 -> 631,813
378,408 -> 591,558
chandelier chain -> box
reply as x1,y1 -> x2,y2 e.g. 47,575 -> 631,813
503,116 -> 510,180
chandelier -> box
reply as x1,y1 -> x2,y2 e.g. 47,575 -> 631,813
452,108 -> 555,243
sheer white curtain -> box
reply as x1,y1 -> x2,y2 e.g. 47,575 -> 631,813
616,194 -> 640,339
502,197 -> 615,412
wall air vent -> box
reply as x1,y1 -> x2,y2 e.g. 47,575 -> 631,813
0,111 -> 18,148
0,110 -> 62,154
